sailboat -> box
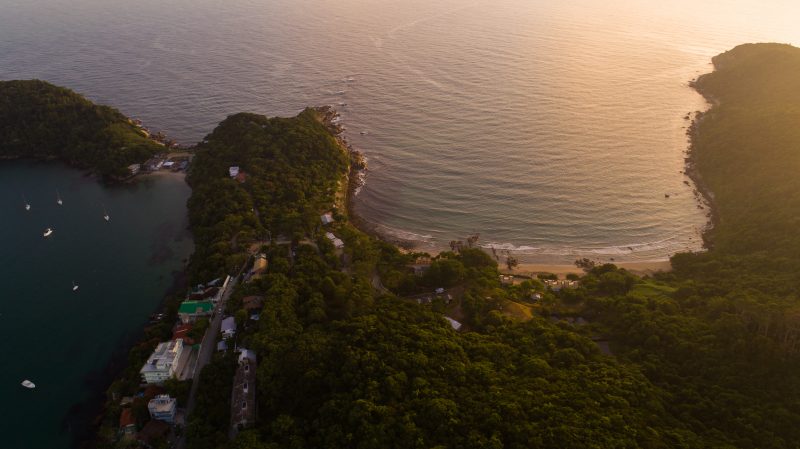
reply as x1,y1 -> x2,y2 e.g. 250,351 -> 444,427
72,281 -> 79,292
102,204 -> 111,222
43,227 -> 54,238
22,194 -> 30,211
57,190 -> 63,206
21,380 -> 35,389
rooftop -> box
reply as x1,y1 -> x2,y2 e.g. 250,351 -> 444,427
141,340 -> 184,374
178,301 -> 214,315
221,316 -> 237,333
120,408 -> 135,428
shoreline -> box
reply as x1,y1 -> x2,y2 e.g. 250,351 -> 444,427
502,260 -> 672,278
686,76 -> 720,250
328,76 -> 716,270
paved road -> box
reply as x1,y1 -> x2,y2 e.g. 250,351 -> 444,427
176,275 -> 238,449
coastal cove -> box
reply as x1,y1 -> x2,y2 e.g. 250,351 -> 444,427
0,161 -> 192,449
2,40 -> 800,449
5,0 -> 800,264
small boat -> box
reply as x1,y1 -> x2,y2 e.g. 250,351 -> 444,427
72,281 -> 79,292
102,204 -> 111,222
22,194 -> 30,211
43,227 -> 54,238
57,190 -> 63,206
21,380 -> 35,389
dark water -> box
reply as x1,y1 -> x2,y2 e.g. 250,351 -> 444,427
0,162 -> 192,449
1,0 -> 799,263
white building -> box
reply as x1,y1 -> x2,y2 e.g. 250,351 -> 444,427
325,232 -> 344,249
140,339 -> 184,384
444,317 -> 462,331
148,394 -> 177,423
229,166 -> 240,178
320,212 -> 334,225
221,316 -> 237,339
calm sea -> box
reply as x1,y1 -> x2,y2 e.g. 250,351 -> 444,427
1,0 -> 800,446
0,162 -> 192,448
1,0 -> 799,264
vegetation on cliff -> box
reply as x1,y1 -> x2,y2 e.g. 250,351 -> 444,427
0,79 -> 162,177
578,43 -> 800,448
186,109 -> 348,283
183,44 -> 800,449
86,43 -> 800,449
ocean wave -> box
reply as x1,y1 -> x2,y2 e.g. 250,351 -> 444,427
370,223 -> 434,243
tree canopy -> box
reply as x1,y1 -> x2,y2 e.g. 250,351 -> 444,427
0,79 -> 162,177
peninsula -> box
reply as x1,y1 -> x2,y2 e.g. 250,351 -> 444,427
0,80 -> 164,178
4,43 -> 800,449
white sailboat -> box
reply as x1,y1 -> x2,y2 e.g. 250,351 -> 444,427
21,380 -> 35,389
22,194 -> 30,211
72,281 -> 79,292
43,227 -> 54,238
57,190 -> 63,206
102,204 -> 111,222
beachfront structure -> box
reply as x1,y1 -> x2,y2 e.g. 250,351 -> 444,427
178,300 -> 214,324
325,232 -> 344,249
147,394 -> 177,424
229,166 -> 240,178
321,212 -> 334,225
140,339 -> 184,384
128,164 -> 141,176
221,316 -> 237,339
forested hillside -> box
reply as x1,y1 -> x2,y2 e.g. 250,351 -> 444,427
145,43 -> 800,449
0,80 -> 161,177
186,109 -> 348,283
580,43 -> 800,448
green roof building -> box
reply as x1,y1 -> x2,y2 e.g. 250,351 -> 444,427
178,300 -> 214,324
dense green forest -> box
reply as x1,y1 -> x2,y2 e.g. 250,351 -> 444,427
93,43 -> 800,449
579,43 -> 800,447
186,109 -> 348,283
0,80 -> 162,177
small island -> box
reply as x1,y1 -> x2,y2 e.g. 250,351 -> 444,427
5,43 -> 800,449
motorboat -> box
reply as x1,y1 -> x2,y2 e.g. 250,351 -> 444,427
21,380 -> 35,389
43,228 -> 54,238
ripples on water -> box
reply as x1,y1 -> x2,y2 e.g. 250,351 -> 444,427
1,0 -> 799,263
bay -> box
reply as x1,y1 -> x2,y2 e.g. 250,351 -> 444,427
0,161 -> 192,449
1,0 -> 799,263
1,0 -> 800,446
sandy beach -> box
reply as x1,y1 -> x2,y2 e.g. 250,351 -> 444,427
500,260 -> 672,278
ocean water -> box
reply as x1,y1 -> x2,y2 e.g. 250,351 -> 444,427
2,0 -> 799,264
0,162 -> 192,449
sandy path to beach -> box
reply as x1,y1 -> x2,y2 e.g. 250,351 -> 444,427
502,260 -> 672,278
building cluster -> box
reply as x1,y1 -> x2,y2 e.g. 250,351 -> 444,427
114,275 -> 233,445
117,387 -> 176,446
138,154 -> 192,176
543,279 -> 579,291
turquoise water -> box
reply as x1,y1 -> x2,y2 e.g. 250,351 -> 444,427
0,161 -> 192,449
